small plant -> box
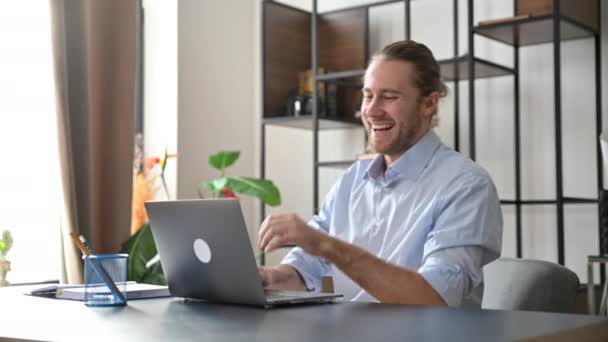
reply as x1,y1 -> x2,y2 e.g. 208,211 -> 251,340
0,230 -> 13,261
121,150 -> 281,285
200,151 -> 281,206
0,230 -> 13,286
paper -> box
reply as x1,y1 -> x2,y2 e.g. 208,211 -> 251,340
600,133 -> 608,190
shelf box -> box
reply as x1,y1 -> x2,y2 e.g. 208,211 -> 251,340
263,1 -> 366,122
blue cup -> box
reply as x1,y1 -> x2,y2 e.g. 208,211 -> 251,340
83,254 -> 128,307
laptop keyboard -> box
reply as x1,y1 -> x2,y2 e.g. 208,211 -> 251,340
264,290 -> 323,300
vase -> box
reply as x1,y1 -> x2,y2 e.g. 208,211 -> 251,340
0,260 -> 10,286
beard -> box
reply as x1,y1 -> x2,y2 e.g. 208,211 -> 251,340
364,114 -> 424,158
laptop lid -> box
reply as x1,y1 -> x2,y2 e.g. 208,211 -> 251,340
145,199 -> 267,306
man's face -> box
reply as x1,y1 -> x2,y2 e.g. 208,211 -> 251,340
361,59 -> 436,166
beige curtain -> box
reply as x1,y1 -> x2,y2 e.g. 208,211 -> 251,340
49,0 -> 140,283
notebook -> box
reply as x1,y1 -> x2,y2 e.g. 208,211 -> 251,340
145,199 -> 343,308
29,282 -> 170,301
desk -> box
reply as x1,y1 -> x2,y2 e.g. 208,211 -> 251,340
1,286 -> 607,342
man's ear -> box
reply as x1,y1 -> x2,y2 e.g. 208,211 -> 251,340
422,91 -> 440,118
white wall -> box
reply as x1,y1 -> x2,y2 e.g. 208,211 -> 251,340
177,0 -> 257,244
264,124 -> 366,265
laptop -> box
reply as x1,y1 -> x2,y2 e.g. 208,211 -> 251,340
145,199 -> 343,307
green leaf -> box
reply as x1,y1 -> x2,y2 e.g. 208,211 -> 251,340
201,177 -> 228,192
208,151 -> 240,172
140,262 -> 166,285
224,176 -> 281,207
120,223 -> 165,284
0,241 -> 4,252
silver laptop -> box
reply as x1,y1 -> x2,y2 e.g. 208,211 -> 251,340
145,199 -> 342,307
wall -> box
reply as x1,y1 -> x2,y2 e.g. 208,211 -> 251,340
264,124 -> 366,265
177,0 -> 257,244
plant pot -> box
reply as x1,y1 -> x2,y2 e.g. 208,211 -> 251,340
0,260 -> 10,287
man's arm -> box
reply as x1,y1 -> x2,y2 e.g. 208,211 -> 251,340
259,214 -> 446,305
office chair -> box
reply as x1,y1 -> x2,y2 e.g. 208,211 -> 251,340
482,257 -> 580,313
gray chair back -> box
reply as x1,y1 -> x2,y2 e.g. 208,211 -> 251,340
482,257 -> 580,313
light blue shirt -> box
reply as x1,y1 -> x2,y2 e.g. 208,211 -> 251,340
282,130 -> 503,307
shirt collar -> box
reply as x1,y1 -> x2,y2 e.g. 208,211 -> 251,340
363,130 -> 441,184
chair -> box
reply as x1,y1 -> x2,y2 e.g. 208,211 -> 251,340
482,257 -> 580,313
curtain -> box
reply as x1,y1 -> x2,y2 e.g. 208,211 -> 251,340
49,0 -> 140,283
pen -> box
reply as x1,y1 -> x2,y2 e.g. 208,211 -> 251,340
69,232 -> 126,304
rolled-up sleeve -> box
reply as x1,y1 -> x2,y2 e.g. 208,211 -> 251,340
419,246 -> 484,307
282,215 -> 332,291
281,177 -> 340,291
419,171 -> 503,307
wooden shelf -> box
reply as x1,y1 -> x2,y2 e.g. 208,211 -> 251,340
315,70 -> 366,81
438,55 -> 515,82
263,117 -> 362,130
500,197 -> 597,205
316,160 -> 357,168
474,15 -> 597,47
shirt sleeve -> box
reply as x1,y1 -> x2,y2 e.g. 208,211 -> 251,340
280,176 -> 341,291
418,172 -> 503,307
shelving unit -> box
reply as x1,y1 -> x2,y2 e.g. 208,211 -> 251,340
259,0 -> 603,272
260,0 -> 372,264
467,0 -> 603,271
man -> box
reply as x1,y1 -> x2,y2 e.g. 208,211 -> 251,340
258,40 -> 503,307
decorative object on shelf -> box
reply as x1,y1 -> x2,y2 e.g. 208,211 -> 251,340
0,230 -> 13,287
286,68 -> 331,118
200,151 -> 281,207
121,136 -> 178,285
298,68 -> 325,97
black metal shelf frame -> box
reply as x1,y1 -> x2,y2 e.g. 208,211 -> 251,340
466,0 -> 603,276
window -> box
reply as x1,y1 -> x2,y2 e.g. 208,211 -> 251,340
0,2 -> 62,283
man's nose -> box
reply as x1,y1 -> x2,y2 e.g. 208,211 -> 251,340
365,97 -> 383,117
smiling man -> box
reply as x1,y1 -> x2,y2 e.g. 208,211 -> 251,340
258,40 -> 503,307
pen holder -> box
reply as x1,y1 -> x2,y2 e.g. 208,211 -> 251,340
83,254 -> 128,307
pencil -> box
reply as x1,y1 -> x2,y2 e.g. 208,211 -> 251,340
69,232 -> 91,257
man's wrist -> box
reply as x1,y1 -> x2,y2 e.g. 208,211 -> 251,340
272,264 -> 307,290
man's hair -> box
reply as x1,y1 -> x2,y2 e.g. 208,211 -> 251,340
373,40 -> 448,98
371,40 -> 447,125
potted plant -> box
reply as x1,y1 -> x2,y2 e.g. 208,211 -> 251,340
121,151 -> 281,285
0,230 -> 13,287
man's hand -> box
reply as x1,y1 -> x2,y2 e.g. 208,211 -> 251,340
257,265 -> 307,291
258,266 -> 273,288
258,214 -> 324,254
